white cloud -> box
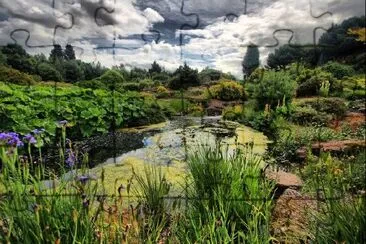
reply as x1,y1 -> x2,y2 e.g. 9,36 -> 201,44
143,8 -> 164,23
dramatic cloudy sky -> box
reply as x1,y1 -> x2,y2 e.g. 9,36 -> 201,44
0,0 -> 364,78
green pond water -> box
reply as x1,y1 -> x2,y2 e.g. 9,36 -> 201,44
87,116 -> 269,195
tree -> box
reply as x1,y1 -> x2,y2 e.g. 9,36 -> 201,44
266,45 -> 308,69
63,61 -> 84,83
169,62 -> 199,89
242,44 -> 259,78
252,70 -> 297,109
64,44 -> 76,60
0,50 -> 7,65
319,16 -> 365,61
1,44 -> 35,74
149,61 -> 162,74
99,69 -> 125,89
37,63 -> 62,81
49,44 -> 64,62
83,62 -> 107,80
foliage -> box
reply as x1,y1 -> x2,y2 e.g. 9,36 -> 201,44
98,69 -> 125,89
156,85 -> 170,98
198,67 -> 222,83
75,79 -> 107,90
82,61 -> 107,80
295,68 -> 338,97
1,44 -> 35,74
208,79 -> 245,101
0,50 -> 6,65
319,16 -> 365,61
64,44 -> 76,60
177,145 -> 274,243
169,63 -> 199,90
63,61 -> 84,83
267,45 -> 305,69
0,82 -> 165,138
148,61 -> 162,74
291,105 -> 331,125
294,97 -> 347,119
0,66 -> 37,85
242,44 -> 260,77
49,44 -> 64,62
37,63 -> 62,82
251,70 -> 297,109
348,27 -> 366,42
319,80 -> 330,97
302,153 -> 366,243
321,61 -> 355,79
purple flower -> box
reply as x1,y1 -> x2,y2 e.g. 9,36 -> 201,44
32,128 -> 45,135
77,175 -> 90,184
24,134 -> 37,144
65,151 -> 76,167
58,120 -> 68,126
0,132 -> 23,147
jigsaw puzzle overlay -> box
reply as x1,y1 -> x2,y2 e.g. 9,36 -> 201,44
0,0 -> 365,242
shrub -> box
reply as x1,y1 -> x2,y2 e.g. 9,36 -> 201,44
0,66 -> 36,85
37,63 -> 62,82
75,79 -> 107,90
291,105 -> 332,125
295,68 -> 338,97
319,80 -> 330,97
296,97 -> 347,118
156,85 -> 170,98
208,79 -> 245,101
99,69 -> 125,89
168,63 -> 199,90
321,61 -> 355,79
252,70 -> 297,109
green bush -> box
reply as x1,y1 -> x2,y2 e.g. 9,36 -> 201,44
295,68 -> 338,97
291,105 -> 332,125
155,85 -> 170,98
0,66 -> 37,85
208,79 -> 245,101
75,79 -> 107,90
37,63 -> 62,82
295,97 -> 347,118
252,70 -> 297,109
321,61 -> 355,79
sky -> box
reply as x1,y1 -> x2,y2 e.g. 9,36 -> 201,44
0,0 -> 364,78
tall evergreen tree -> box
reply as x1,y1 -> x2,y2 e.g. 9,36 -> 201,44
64,44 -> 76,60
242,44 -> 260,78
149,61 -> 162,74
49,44 -> 64,62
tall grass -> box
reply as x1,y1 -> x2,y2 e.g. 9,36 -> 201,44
302,152 -> 366,243
174,145 -> 275,243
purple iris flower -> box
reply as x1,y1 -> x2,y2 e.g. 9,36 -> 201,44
24,134 -> 37,144
77,175 -> 90,184
32,128 -> 45,135
58,120 -> 68,126
0,132 -> 24,147
65,151 -> 76,167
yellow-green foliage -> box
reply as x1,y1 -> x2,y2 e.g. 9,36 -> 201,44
0,66 -> 37,85
156,85 -> 170,98
91,157 -> 186,197
208,79 -> 245,101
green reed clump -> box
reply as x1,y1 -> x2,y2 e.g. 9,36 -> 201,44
174,145 -> 275,243
302,152 -> 366,243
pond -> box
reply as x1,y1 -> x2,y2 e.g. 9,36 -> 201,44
85,116 -> 269,194
45,116 -> 269,193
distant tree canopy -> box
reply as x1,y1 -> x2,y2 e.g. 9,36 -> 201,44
169,62 -> 199,89
242,44 -> 260,78
267,16 -> 366,69
149,61 -> 162,74
49,44 -> 64,62
1,44 -> 35,74
64,44 -> 76,60
37,63 -> 62,82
